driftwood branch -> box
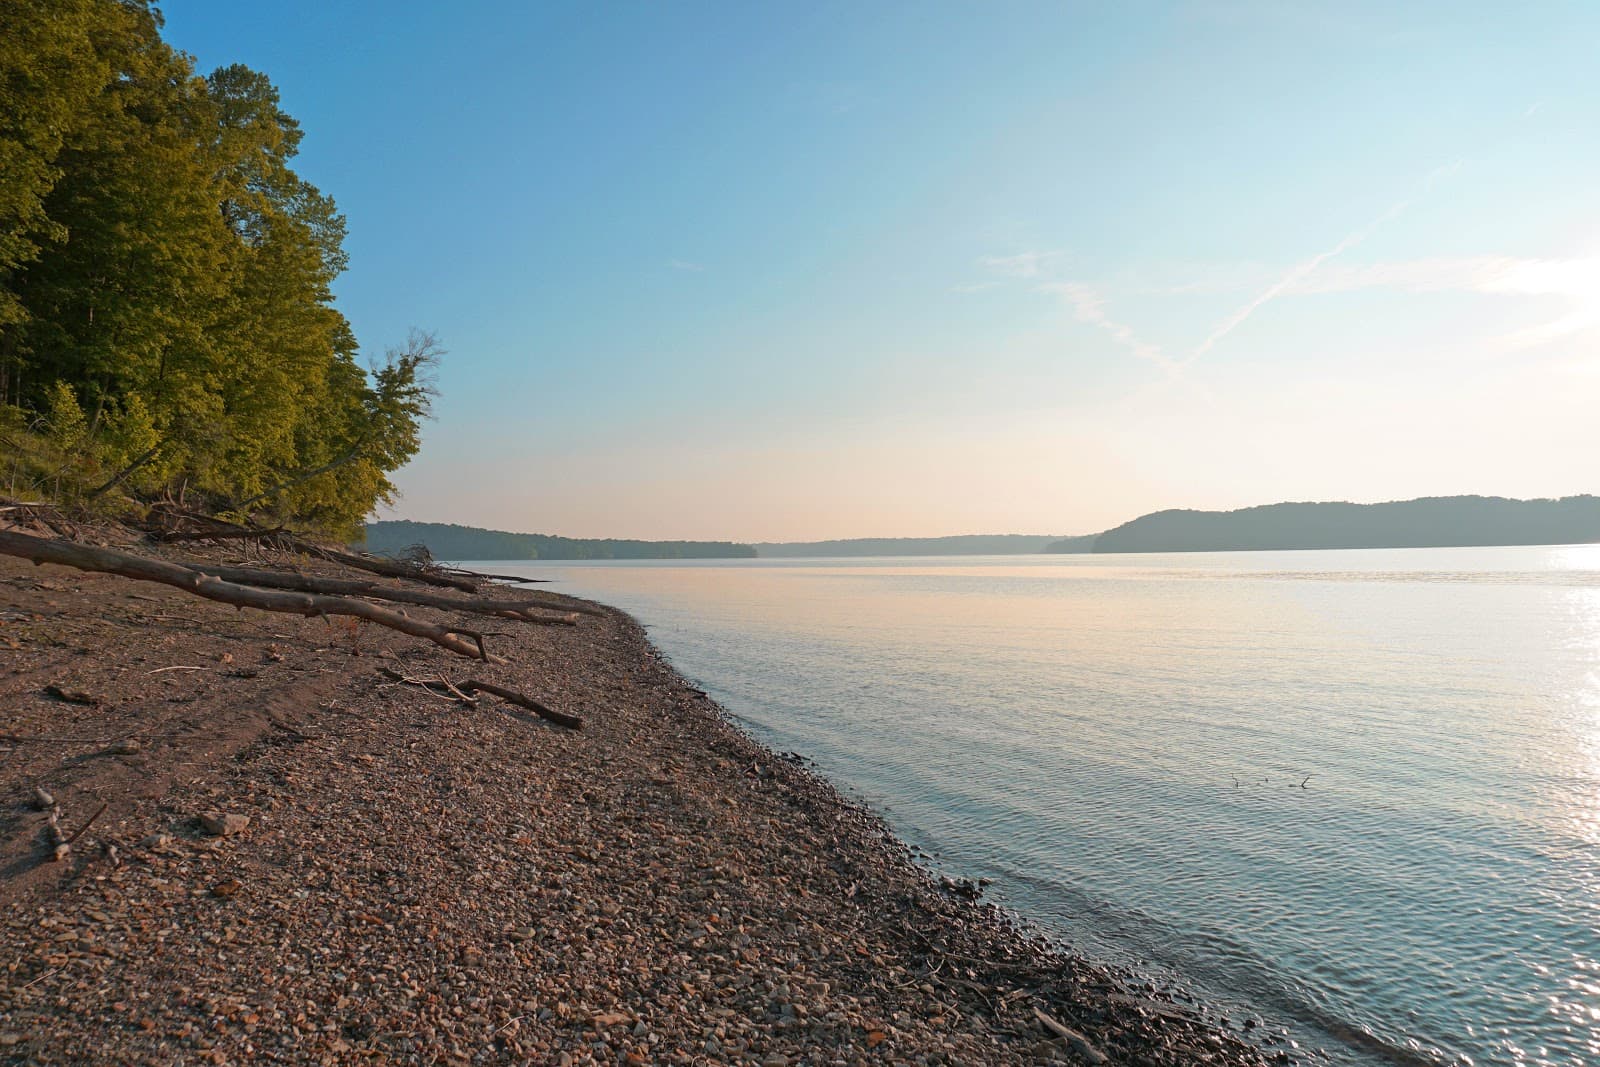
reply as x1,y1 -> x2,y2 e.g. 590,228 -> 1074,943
438,569 -> 546,585
379,669 -> 580,730
141,507 -> 556,598
187,564 -> 584,623
379,667 -> 478,706
1033,1007 -> 1108,1065
161,524 -> 287,543
0,530 -> 503,662
290,540 -> 483,593
463,680 -> 583,730
85,440 -> 166,501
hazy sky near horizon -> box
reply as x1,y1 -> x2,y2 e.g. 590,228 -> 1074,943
160,1 -> 1600,541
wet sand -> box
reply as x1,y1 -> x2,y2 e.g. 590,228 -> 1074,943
0,541 -> 1278,1065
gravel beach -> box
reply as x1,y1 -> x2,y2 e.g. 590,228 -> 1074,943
0,542 -> 1280,1065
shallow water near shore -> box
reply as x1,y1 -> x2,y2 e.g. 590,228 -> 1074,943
481,546 -> 1600,1066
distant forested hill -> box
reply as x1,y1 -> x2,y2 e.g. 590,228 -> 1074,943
755,535 -> 1072,557
364,521 -> 756,560
1041,535 -> 1100,554
1091,495 -> 1600,553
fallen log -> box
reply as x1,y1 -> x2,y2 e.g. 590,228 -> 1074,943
141,507 -> 486,594
0,530 -> 503,663
290,540 -> 484,593
438,568 -> 548,585
187,564 -> 585,623
143,506 -> 558,596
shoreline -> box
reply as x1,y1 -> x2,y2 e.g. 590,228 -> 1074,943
0,543 -> 1279,1064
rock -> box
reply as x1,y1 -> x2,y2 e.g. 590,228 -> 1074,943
210,879 -> 242,898
592,1011 -> 630,1028
762,1055 -> 789,1067
109,738 -> 141,755
140,833 -> 174,849
43,683 -> 98,706
198,813 -> 249,837
32,786 -> 55,810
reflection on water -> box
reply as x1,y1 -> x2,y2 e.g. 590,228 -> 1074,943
485,545 -> 1600,1066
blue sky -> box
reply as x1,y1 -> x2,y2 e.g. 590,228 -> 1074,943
159,1 -> 1600,539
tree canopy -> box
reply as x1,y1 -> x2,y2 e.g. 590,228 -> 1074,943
0,0 -> 434,536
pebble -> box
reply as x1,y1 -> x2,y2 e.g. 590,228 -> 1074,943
198,812 -> 249,836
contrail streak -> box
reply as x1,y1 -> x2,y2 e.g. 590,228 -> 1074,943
1188,199 -> 1410,363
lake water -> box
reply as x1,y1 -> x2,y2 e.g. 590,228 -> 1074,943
483,547 -> 1600,1066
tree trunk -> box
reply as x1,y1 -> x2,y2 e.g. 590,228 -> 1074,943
0,530 -> 502,662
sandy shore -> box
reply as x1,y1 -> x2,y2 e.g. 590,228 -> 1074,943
0,540 -> 1280,1065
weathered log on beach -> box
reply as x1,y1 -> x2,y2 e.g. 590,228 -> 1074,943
145,507 -> 490,594
437,568 -> 546,585
0,530 -> 503,662
187,564 -> 583,624
290,541 -> 486,593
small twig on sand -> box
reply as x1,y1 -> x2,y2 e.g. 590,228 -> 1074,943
1033,1006 -> 1108,1064
147,665 -> 209,674
20,968 -> 59,991
266,715 -> 318,740
432,675 -> 480,706
378,667 -> 473,705
67,802 -> 108,843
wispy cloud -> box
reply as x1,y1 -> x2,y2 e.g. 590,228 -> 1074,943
1038,282 -> 1175,371
979,251 -> 1058,278
1189,199 -> 1409,363
979,164 -> 1595,377
668,259 -> 705,272
1180,159 -> 1466,365
950,281 -> 1000,294
1290,253 -> 1600,348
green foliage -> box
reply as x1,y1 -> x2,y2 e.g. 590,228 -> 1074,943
42,380 -> 86,449
0,1 -> 435,534
0,0 -> 109,328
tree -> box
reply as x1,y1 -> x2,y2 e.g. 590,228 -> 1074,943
0,0 -> 120,401
0,2 -> 438,536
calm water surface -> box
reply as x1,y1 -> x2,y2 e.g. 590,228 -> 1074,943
485,547 -> 1600,1066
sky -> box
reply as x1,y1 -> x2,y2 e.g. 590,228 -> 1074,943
158,1 -> 1600,541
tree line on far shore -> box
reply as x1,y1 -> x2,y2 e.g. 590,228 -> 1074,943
2,0 -> 434,536
363,521 -> 758,561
